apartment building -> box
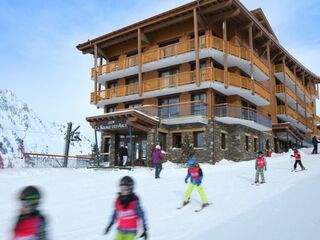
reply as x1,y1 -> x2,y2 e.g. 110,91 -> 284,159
77,0 -> 320,164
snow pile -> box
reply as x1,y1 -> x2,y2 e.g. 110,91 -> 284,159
0,89 -> 93,167
1,150 -> 320,240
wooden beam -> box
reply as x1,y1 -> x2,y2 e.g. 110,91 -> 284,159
237,22 -> 253,32
211,8 -> 241,23
249,25 -> 254,95
94,44 -> 98,104
253,31 -> 263,40
97,46 -> 108,60
271,51 -> 284,62
223,20 -> 228,89
127,120 -> 149,132
256,39 -> 271,49
138,28 -> 142,96
197,11 -> 209,29
267,44 -> 272,96
194,7 -> 200,87
201,0 -> 233,14
141,31 -> 150,44
283,58 -> 288,116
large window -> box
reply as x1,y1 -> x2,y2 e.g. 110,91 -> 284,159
221,132 -> 227,150
159,97 -> 179,117
194,132 -> 205,148
172,133 -> 182,148
191,93 -> 207,115
254,137 -> 258,152
158,133 -> 167,151
106,106 -> 116,113
245,135 -> 250,151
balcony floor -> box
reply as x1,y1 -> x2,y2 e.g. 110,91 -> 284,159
214,116 -> 271,132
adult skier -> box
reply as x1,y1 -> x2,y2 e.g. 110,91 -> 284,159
12,186 -> 47,240
255,151 -> 267,184
104,176 -> 148,240
291,149 -> 306,171
182,158 -> 209,209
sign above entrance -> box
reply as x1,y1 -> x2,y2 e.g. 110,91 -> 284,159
96,119 -> 128,131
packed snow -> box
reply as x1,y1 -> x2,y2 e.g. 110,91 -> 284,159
1,148 -> 320,240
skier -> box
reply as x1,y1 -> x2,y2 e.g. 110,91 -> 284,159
104,176 -> 148,240
152,145 -> 164,179
255,151 -> 267,184
291,149 -> 306,171
311,136 -> 318,154
182,158 -> 209,208
12,186 -> 47,240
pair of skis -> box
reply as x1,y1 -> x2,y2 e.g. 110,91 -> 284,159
177,202 -> 212,212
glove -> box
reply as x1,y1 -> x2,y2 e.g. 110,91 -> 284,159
264,167 -> 267,171
185,178 -> 188,184
139,227 -> 148,240
195,178 -> 202,186
104,224 -> 112,235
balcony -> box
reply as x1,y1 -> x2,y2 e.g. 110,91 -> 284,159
131,101 -> 208,125
275,84 -> 313,117
214,104 -> 272,131
92,67 -> 270,107
276,105 -> 312,133
274,64 -> 312,103
91,33 -> 269,83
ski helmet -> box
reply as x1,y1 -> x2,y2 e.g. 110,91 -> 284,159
119,176 -> 134,193
187,158 -> 196,167
257,151 -> 263,157
19,186 -> 41,209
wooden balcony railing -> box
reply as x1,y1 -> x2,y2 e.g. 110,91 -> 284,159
274,64 -> 312,100
215,103 -> 272,128
275,84 -> 307,111
90,33 -> 269,79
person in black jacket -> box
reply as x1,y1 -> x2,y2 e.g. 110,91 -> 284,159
312,136 -> 318,154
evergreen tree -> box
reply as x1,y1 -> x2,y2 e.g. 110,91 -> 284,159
180,134 -> 195,163
0,154 -> 4,169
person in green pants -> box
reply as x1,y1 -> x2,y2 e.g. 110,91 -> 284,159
182,158 -> 209,208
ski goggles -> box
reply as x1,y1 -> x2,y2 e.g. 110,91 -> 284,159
21,200 -> 39,209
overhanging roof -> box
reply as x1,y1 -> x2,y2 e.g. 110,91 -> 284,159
76,0 -> 320,82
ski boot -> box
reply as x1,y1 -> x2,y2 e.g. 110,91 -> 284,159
202,203 -> 209,208
182,200 -> 189,206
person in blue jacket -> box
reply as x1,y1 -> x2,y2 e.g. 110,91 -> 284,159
182,158 -> 209,208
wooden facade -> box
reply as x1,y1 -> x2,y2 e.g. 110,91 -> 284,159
77,0 -> 320,162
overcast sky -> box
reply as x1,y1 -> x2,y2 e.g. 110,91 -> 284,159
1,0 -> 319,140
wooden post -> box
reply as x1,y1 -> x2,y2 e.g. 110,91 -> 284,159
249,25 -> 254,95
282,59 -> 288,115
302,72 -> 307,119
267,44 -> 272,101
138,28 -> 142,96
94,44 -> 98,104
294,66 -> 298,120
194,8 -> 200,87
223,20 -> 228,89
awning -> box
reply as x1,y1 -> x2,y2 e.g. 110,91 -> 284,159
86,109 -> 159,132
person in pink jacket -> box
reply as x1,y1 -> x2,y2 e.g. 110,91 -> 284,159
152,145 -> 164,179
255,151 -> 267,184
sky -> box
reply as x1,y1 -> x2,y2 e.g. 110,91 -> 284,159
1,0 -> 320,141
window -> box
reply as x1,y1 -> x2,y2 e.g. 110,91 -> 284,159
159,133 -> 167,151
172,133 -> 182,148
194,132 -> 205,148
254,137 -> 258,152
191,93 -> 207,115
245,135 -> 250,151
106,106 -> 116,113
159,97 -> 179,117
126,102 -> 142,109
221,132 -> 227,150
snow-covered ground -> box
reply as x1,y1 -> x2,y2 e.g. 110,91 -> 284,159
1,148 -> 320,240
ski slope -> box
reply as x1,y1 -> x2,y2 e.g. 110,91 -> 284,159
1,148 -> 320,240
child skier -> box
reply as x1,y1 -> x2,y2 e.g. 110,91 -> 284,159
255,151 -> 267,184
13,185 -> 47,240
291,149 -> 306,171
182,158 -> 209,208
104,176 -> 148,240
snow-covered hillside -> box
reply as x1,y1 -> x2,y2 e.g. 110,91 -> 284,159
0,89 -> 93,167
1,148 -> 320,240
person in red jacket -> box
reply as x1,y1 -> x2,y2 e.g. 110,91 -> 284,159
12,186 -> 47,240
104,176 -> 147,240
255,151 -> 267,184
291,149 -> 306,171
